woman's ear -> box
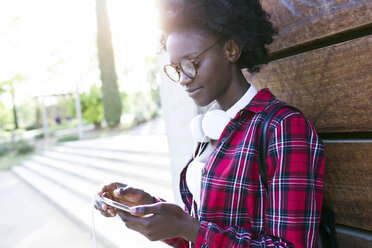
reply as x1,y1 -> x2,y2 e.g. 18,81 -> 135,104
224,39 -> 241,63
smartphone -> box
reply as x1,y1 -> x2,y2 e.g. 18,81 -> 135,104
95,194 -> 131,212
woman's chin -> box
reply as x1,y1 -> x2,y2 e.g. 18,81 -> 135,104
191,98 -> 214,107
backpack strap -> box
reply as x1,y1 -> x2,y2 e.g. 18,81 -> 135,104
258,104 -> 300,191
258,104 -> 338,247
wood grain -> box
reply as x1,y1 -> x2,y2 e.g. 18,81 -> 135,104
337,225 -> 372,248
260,0 -> 372,53
245,35 -> 372,133
323,142 -> 372,231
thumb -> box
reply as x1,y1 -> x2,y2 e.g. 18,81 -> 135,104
130,203 -> 162,216
113,186 -> 131,198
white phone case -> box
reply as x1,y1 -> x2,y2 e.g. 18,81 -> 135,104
96,195 -> 130,212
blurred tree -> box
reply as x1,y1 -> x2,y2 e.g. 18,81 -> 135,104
96,0 -> 122,127
17,99 -> 37,130
0,74 -> 24,130
0,102 -> 12,129
69,85 -> 104,128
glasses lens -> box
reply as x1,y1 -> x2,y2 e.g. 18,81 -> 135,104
164,65 -> 180,82
180,59 -> 196,78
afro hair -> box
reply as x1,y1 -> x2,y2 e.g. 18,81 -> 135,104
157,0 -> 277,73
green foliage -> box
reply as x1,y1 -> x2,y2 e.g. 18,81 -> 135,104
70,85 -> 104,126
55,95 -> 75,121
120,91 -> 129,113
80,85 -> 104,125
35,132 -> 44,139
0,152 -> 32,170
25,124 -> 39,131
17,100 -> 37,129
57,135 -> 78,143
0,139 -> 34,159
13,139 -> 34,155
0,74 -> 26,130
0,102 -> 13,128
0,143 -> 11,157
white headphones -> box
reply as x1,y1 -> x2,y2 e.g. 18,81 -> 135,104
190,109 -> 231,142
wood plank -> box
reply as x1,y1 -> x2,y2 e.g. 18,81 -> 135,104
245,35 -> 372,133
323,142 -> 372,231
260,0 -> 372,53
337,225 -> 372,248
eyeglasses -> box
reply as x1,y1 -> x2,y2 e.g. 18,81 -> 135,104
163,38 -> 223,82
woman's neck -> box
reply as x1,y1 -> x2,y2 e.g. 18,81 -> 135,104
217,70 -> 250,111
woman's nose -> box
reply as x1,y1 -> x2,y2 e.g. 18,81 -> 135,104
179,71 -> 192,86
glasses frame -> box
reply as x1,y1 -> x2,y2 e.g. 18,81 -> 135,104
163,37 -> 224,82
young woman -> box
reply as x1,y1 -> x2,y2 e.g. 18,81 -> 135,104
95,0 -> 325,247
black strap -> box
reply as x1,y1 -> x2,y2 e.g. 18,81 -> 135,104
258,104 -> 300,191
257,104 -> 338,248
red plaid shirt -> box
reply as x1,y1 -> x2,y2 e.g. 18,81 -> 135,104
164,89 -> 325,247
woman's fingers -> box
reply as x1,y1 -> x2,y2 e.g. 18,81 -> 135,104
95,186 -> 121,217
113,186 -> 153,206
130,203 -> 162,216
117,210 -> 131,222
101,211 -> 113,217
116,206 -> 173,241
107,207 -> 117,216
118,203 -> 198,242
113,186 -> 131,198
94,201 -> 102,211
95,182 -> 153,218
101,202 -> 108,211
99,182 -> 127,195
94,200 -> 116,217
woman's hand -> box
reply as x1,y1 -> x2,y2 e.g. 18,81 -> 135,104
94,182 -> 154,217
117,202 -> 200,243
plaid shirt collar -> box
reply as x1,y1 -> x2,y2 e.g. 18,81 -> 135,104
242,88 -> 276,114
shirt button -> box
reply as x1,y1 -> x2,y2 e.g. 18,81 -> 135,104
202,168 -> 206,176
221,137 -> 226,143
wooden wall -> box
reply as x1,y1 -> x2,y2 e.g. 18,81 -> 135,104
246,0 -> 372,246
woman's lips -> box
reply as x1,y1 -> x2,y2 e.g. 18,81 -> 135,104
186,87 -> 203,97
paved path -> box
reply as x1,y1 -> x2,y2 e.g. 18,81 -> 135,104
0,171 -> 108,248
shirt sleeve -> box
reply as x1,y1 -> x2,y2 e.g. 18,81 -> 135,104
195,221 -> 295,247
193,113 -> 325,248
265,113 -> 325,247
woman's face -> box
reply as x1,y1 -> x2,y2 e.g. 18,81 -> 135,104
166,30 -> 233,107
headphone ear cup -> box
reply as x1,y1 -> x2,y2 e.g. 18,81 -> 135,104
202,109 -> 230,140
190,114 -> 211,142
